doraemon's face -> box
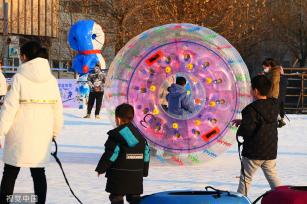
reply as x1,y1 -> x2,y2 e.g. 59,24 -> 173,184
92,23 -> 104,49
68,20 -> 105,51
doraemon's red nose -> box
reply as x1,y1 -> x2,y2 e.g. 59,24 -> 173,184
82,65 -> 89,73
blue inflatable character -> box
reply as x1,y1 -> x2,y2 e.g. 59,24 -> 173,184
77,74 -> 90,109
68,20 -> 106,74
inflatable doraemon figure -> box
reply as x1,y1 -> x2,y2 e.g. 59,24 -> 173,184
76,74 -> 90,109
68,20 -> 106,74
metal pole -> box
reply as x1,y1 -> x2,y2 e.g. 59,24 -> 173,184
2,1 -> 9,66
301,72 -> 305,113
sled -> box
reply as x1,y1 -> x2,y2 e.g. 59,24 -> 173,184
258,186 -> 307,204
140,186 -> 251,204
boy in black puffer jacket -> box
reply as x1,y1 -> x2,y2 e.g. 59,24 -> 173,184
95,103 -> 150,204
234,75 -> 281,196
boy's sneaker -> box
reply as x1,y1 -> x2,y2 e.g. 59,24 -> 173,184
278,118 -> 286,128
95,115 -> 101,119
83,114 -> 90,119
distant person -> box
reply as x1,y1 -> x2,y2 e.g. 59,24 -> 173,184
166,76 -> 194,116
233,75 -> 281,196
0,41 -> 63,204
95,103 -> 150,204
0,60 -> 7,106
262,58 -> 288,127
84,64 -> 106,119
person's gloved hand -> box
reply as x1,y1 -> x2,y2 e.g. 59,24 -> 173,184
231,119 -> 242,127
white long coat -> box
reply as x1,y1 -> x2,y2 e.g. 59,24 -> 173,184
0,58 -> 63,167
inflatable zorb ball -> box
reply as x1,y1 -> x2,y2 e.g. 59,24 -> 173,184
105,24 -> 252,165
68,20 -> 106,74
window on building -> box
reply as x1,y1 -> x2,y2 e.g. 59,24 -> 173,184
52,60 -> 59,69
13,58 -> 19,67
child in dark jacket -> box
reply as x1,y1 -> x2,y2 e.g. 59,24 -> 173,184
95,103 -> 150,204
234,75 -> 281,196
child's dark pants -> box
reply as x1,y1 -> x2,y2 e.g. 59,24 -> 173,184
0,164 -> 47,204
109,194 -> 140,204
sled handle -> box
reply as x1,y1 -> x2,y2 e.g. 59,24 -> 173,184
51,138 -> 58,156
205,186 -> 231,197
51,139 -> 83,204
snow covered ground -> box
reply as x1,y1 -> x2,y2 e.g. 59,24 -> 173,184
0,108 -> 307,203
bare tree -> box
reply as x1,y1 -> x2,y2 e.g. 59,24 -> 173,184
119,0 -> 268,71
268,0 -> 307,67
58,0 -> 272,72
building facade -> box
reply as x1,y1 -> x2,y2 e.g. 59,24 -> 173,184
1,0 -> 115,70
0,0 -> 59,67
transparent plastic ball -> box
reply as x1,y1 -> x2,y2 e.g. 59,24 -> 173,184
104,23 -> 252,165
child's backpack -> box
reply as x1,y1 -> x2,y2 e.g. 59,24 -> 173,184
140,186 -> 251,204
253,186 -> 307,204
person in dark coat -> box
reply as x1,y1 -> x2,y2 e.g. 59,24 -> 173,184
84,64 -> 106,119
95,103 -> 150,204
233,75 -> 281,196
262,58 -> 287,127
278,74 -> 288,126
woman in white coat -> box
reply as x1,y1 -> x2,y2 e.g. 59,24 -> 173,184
0,41 -> 63,204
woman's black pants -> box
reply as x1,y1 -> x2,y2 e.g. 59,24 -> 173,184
0,164 -> 47,204
87,91 -> 104,115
